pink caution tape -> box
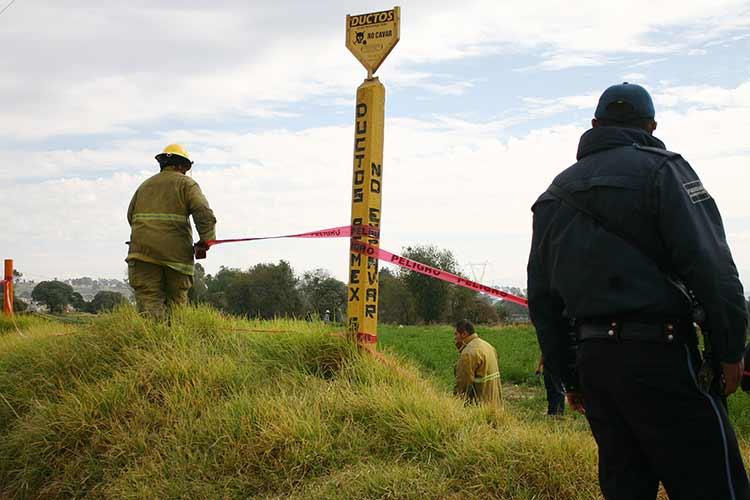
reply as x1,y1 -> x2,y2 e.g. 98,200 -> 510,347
349,240 -> 528,307
206,224 -> 528,307
206,224 -> 379,247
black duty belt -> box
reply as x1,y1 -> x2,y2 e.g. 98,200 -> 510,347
577,320 -> 690,343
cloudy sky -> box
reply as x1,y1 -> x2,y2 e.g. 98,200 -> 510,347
1,0 -> 749,292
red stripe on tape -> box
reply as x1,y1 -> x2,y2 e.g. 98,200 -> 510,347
349,241 -> 528,307
206,224 -> 380,247
206,224 -> 528,308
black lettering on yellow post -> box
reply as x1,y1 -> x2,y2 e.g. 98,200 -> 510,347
347,78 -> 385,344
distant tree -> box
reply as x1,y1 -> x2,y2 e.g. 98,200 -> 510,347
401,245 -> 459,323
189,263 -> 208,303
298,269 -> 346,321
12,269 -> 22,282
70,292 -> 88,311
501,286 -> 527,299
447,287 -> 499,325
89,291 -> 126,313
378,268 -> 417,324
467,295 -> 500,324
13,297 -> 28,313
31,281 -> 75,313
204,267 -> 246,311
71,277 -> 93,287
224,261 -> 303,319
494,301 -> 509,323
497,300 -> 530,323
446,287 -> 477,324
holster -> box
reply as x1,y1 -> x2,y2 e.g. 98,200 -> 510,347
697,348 -> 727,410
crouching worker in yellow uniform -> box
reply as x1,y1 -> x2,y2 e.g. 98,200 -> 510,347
453,319 -> 502,406
126,144 -> 216,320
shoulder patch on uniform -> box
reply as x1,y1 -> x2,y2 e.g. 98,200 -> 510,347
632,144 -> 680,158
683,180 -> 711,204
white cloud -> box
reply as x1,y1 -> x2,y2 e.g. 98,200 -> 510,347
629,57 -> 670,67
391,71 -> 477,96
655,82 -> 750,109
622,73 -> 647,82
520,92 -> 600,119
1,1 -> 748,140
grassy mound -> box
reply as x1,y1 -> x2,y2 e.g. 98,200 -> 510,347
0,313 -> 53,336
0,306 -> 601,499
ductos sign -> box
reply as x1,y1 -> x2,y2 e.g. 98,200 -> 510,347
348,10 -> 395,27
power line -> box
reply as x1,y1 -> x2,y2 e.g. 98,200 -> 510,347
467,261 -> 490,283
0,0 -> 17,19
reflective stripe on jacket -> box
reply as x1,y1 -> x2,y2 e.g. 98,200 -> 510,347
126,167 -> 216,276
454,334 -> 502,406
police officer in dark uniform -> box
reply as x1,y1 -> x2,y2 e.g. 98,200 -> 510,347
527,82 -> 749,500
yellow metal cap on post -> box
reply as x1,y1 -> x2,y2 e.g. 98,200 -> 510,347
346,6 -> 400,79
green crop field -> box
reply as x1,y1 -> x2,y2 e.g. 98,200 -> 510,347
380,323 -> 750,436
379,323 -> 541,389
0,308 -> 747,498
378,323 -> 560,420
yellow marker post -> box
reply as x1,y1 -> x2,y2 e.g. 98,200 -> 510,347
345,7 -> 400,345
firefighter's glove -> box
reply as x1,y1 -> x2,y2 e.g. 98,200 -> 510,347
194,241 -> 210,260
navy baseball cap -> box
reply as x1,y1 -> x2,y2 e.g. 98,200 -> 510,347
595,82 -> 655,121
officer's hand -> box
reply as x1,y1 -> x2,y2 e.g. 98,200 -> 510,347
566,391 -> 585,414
721,359 -> 744,396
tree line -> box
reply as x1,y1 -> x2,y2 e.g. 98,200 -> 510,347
192,245 -> 528,324
27,281 -> 127,314
11,249 -> 749,324
8,244 -> 531,323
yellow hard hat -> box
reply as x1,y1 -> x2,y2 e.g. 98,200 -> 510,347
155,143 -> 193,167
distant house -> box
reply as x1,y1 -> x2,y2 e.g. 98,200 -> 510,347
509,313 -> 530,324
21,299 -> 47,313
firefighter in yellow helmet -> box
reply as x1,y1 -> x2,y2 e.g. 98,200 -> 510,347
453,319 -> 502,406
126,144 -> 216,320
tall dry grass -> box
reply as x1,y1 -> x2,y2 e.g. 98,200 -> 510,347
0,305 -> 602,499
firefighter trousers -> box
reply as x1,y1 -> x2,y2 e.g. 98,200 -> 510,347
128,259 -> 193,321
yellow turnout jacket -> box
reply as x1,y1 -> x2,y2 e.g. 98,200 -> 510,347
454,334 -> 502,406
126,167 -> 216,276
